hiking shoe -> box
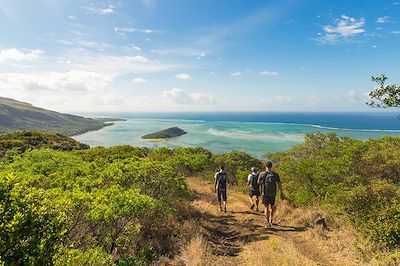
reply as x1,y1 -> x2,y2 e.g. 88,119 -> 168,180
250,203 -> 255,210
265,222 -> 271,229
219,207 -> 223,212
224,207 -> 227,213
255,207 -> 259,212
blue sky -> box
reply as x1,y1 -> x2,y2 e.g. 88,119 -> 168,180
0,0 -> 399,113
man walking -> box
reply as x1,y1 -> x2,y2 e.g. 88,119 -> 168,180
258,161 -> 284,228
247,166 -> 260,211
214,165 -> 227,213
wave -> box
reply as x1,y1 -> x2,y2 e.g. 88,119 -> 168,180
129,118 -> 206,123
207,128 -> 305,142
219,121 -> 400,133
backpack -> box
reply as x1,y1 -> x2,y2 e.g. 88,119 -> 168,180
263,172 -> 278,196
250,173 -> 259,191
217,172 -> 227,189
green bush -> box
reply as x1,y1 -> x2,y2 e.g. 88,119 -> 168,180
0,173 -> 67,265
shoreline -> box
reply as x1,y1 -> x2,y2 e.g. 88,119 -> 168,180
141,138 -> 168,142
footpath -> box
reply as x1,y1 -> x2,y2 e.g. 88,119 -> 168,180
185,176 -> 370,266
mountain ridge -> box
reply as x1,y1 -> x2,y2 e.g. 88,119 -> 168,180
0,97 -> 109,136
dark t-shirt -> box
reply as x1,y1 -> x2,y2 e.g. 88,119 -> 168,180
258,171 -> 280,197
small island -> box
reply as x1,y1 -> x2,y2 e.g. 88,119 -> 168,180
141,127 -> 187,142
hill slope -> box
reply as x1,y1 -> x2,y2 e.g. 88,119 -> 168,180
0,131 -> 89,158
0,97 -> 107,136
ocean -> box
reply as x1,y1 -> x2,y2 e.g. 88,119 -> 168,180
73,112 -> 400,159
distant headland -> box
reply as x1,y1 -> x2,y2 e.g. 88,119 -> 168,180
0,97 -> 124,136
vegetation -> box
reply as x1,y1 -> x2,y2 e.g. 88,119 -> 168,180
94,118 -> 127,123
142,127 -> 187,139
367,75 -> 400,109
0,97 -> 110,135
268,133 -> 400,249
0,131 -> 89,159
1,130 -> 399,264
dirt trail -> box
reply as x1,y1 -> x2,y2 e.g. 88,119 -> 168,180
187,177 -> 368,266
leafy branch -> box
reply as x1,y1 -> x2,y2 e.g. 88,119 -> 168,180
367,74 -> 400,108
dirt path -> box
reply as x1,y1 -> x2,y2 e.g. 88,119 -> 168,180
187,177 -> 369,266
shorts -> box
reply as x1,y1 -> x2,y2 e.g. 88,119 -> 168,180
262,196 -> 276,206
249,190 -> 260,197
217,189 -> 227,202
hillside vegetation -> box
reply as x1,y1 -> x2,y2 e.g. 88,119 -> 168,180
142,127 -> 187,140
0,131 -> 399,265
0,97 -> 108,135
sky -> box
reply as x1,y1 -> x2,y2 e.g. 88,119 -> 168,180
0,0 -> 399,113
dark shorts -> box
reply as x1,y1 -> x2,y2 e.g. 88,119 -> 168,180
217,189 -> 227,201
249,190 -> 260,197
262,196 -> 276,206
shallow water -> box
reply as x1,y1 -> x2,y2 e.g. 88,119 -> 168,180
73,112 -> 400,159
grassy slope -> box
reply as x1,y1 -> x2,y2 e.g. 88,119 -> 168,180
0,97 -> 107,136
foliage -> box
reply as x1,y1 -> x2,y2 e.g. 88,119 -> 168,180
142,127 -> 187,139
0,173 -> 66,265
0,142 -> 199,263
367,74 -> 400,109
269,133 -> 400,249
0,130 -> 89,159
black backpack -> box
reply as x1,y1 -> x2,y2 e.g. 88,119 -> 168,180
250,173 -> 259,191
217,172 -> 227,189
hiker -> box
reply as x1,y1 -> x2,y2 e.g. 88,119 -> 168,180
258,161 -> 284,228
247,166 -> 260,211
214,165 -> 227,213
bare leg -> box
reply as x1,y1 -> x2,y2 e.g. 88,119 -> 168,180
271,205 -> 276,223
264,205 -> 269,223
255,196 -> 259,211
249,196 -> 254,205
223,200 -> 227,212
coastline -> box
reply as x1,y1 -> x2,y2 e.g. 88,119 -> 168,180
141,138 -> 168,142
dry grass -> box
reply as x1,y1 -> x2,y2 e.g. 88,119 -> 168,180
176,235 -> 211,266
169,177 -> 396,266
238,236 -> 317,266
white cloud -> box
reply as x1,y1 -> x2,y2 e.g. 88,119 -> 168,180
114,26 -> 162,36
57,36 -> 115,51
82,5 -> 114,15
68,15 -> 76,20
347,89 -> 357,98
163,88 -> 216,104
0,48 -> 43,63
316,15 -> 366,44
377,16 -> 390,23
230,71 -> 242,76
133,77 -> 147,83
258,96 -> 293,105
0,70 -> 113,92
175,73 -> 191,80
151,48 -> 208,58
259,70 -> 279,76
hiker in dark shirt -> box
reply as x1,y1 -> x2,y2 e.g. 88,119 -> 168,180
214,165 -> 228,213
258,161 -> 284,228
247,166 -> 260,211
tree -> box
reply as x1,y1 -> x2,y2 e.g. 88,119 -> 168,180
367,74 -> 400,109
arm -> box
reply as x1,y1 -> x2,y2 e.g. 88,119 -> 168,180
257,173 -> 264,195
247,174 -> 251,187
214,172 -> 218,192
278,182 -> 284,199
